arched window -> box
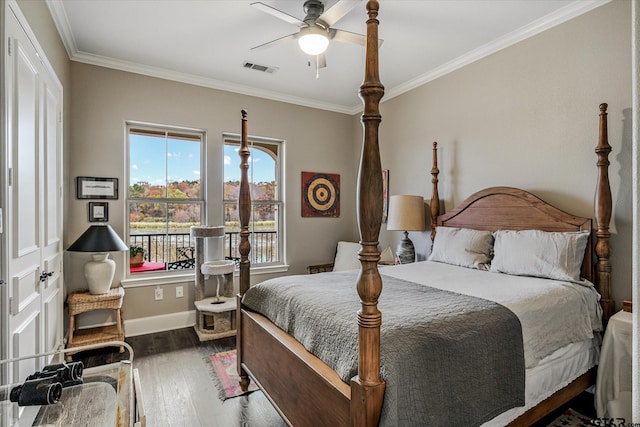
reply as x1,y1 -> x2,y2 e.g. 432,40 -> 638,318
223,135 -> 284,266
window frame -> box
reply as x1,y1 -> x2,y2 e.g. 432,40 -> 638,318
223,133 -> 285,268
125,122 -> 206,277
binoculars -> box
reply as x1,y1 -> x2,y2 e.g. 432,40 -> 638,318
9,361 -> 84,406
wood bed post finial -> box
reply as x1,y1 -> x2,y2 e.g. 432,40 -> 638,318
430,142 -> 440,244
237,109 -> 252,391
594,102 -> 613,321
351,1 -> 385,426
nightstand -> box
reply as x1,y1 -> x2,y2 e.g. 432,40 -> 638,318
66,286 -> 125,361
595,309 -> 632,421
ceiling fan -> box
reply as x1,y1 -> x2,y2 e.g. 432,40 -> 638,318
250,0 -> 373,73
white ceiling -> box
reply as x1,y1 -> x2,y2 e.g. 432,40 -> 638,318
46,0 -> 609,114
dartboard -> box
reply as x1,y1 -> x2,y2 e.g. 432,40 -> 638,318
302,172 -> 340,217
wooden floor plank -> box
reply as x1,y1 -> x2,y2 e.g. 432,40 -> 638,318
133,354 -> 170,424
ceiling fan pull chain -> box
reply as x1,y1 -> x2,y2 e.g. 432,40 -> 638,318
316,55 -> 320,80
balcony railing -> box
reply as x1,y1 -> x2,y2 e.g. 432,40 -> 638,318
129,231 -> 278,271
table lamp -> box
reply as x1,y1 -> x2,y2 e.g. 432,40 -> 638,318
67,225 -> 128,294
386,195 -> 426,264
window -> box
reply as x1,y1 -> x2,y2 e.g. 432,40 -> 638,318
127,124 -> 204,274
223,135 -> 283,266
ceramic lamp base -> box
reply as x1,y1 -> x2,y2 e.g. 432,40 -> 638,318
395,231 -> 416,264
84,253 -> 115,294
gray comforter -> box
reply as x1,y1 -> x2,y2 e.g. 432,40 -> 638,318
242,271 -> 525,426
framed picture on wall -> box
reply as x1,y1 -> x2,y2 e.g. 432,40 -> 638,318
89,202 -> 108,222
301,172 -> 340,217
76,176 -> 118,199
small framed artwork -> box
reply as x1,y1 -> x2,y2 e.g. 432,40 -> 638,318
89,202 -> 108,222
76,176 -> 118,199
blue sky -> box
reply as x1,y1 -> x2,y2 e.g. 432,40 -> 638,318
224,145 -> 274,183
129,134 -> 274,185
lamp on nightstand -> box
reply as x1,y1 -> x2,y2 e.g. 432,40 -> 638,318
68,225 -> 128,295
386,195 -> 425,264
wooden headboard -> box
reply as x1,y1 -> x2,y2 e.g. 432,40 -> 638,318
429,103 -> 614,321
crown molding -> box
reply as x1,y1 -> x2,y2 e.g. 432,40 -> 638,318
76,50 -> 357,114
45,0 -> 77,59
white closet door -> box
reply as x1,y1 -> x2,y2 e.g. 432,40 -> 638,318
3,4 -> 63,385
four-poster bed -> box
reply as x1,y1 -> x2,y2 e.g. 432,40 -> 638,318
235,1 -> 613,426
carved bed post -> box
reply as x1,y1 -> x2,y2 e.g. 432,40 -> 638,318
594,103 -> 613,322
430,142 -> 440,244
351,1 -> 385,426
237,109 -> 252,390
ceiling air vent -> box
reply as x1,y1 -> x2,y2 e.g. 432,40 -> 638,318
242,61 -> 278,74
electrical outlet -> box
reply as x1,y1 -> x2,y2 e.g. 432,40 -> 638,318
176,286 -> 184,298
154,287 -> 163,301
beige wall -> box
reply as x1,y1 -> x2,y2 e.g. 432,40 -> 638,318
67,63 -> 360,321
377,0 -> 632,309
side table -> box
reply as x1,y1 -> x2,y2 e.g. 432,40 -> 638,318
66,286 -> 125,361
595,309 -> 632,421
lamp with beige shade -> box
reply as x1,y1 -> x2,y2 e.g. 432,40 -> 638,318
386,195 -> 426,264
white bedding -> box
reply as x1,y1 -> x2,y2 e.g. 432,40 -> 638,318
381,261 -> 603,368
486,337 -> 600,426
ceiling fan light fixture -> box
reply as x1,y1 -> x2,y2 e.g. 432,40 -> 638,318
298,26 -> 329,56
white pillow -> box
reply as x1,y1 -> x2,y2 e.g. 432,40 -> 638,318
490,229 -> 589,283
332,241 -> 362,271
428,226 -> 493,270
332,242 -> 396,271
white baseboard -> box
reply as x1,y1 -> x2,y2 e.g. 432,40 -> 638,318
124,310 -> 196,337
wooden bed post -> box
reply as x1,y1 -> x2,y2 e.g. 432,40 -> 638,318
594,103 -> 614,322
430,142 -> 440,244
351,1 -> 385,426
237,109 -> 252,391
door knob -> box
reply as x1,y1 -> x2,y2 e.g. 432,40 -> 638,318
39,271 -> 54,282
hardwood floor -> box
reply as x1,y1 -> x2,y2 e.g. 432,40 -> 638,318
75,327 -> 596,427
74,328 -> 287,427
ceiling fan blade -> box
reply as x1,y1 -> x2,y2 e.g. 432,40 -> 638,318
251,32 -> 298,51
318,0 -> 362,27
330,28 -> 365,46
251,2 -> 304,26
330,28 -> 384,47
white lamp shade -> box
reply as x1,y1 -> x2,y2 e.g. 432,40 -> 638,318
298,26 -> 329,55
386,195 -> 426,231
